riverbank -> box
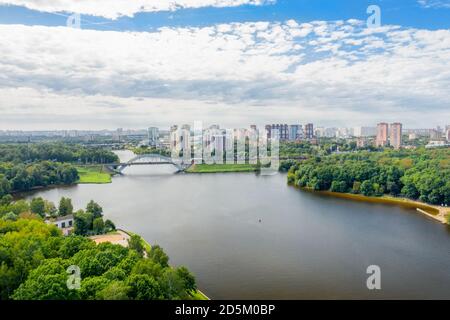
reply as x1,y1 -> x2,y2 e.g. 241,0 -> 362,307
296,186 -> 449,225
186,164 -> 258,173
76,166 -> 112,184
119,229 -> 210,300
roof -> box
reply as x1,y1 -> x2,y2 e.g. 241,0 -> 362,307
46,214 -> 74,222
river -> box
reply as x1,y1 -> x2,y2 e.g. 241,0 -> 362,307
25,150 -> 450,299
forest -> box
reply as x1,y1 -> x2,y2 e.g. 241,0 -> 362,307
0,143 -> 119,196
0,143 -> 118,163
287,148 -> 450,206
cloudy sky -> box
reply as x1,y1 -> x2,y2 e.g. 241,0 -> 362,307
0,0 -> 449,130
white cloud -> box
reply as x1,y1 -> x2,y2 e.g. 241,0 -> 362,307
0,0 -> 276,19
418,0 -> 450,9
0,20 -> 450,129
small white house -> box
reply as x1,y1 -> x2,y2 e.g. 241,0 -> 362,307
46,215 -> 74,236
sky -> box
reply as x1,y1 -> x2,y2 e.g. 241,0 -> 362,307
0,0 -> 449,130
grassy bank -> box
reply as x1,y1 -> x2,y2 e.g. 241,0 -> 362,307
295,186 -> 449,224
187,163 -> 258,173
76,166 -> 112,184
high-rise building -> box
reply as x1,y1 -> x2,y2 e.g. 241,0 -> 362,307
266,124 -> 289,141
376,123 -> 389,147
288,125 -> 302,141
148,127 -> 159,146
390,123 -> 403,150
446,129 -> 450,142
304,123 -> 314,139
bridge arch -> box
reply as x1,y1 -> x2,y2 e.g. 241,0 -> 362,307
106,153 -> 191,173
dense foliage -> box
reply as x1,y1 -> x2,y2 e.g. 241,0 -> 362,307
0,143 -> 120,197
0,143 -> 118,164
0,162 -> 78,197
0,217 -> 197,300
287,148 -> 450,206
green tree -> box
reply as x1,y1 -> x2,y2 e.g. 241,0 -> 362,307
148,245 -> 169,268
176,266 -> 197,294
104,219 -> 116,232
79,276 -> 110,300
45,200 -> 58,217
131,259 -> 163,278
128,234 -> 145,257
352,181 -> 361,194
2,212 -> 17,221
73,210 -> 93,236
96,281 -> 130,300
86,200 -> 103,219
126,274 -> 162,300
360,180 -> 374,196
58,197 -> 73,217
30,197 -> 46,217
12,258 -> 80,300
93,217 -> 105,234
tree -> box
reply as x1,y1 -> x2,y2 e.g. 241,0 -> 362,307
96,281 -> 130,300
330,181 -> 348,193
148,245 -> 169,268
0,194 -> 13,206
352,181 -> 361,194
73,210 -> 93,236
10,200 -> 29,215
128,235 -> 145,257
79,276 -> 110,300
104,219 -> 116,232
131,259 -> 163,278
126,274 -> 162,300
30,197 -> 45,217
86,200 -> 103,219
58,197 -> 73,217
176,266 -> 197,294
58,236 -> 95,259
45,200 -> 58,217
93,217 -> 105,234
2,212 -> 17,221
11,258 -> 80,300
360,180 -> 374,196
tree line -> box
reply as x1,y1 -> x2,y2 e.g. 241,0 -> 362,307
0,143 -> 118,164
0,162 -> 79,197
287,148 -> 450,206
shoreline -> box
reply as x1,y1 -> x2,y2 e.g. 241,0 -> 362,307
293,185 -> 449,225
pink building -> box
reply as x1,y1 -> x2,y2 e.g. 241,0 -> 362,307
390,123 -> 403,150
376,123 -> 389,147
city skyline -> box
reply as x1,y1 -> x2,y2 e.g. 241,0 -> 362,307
1,0 -> 450,129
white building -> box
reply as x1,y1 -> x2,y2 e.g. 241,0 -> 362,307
46,215 -> 74,236
148,127 -> 159,146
